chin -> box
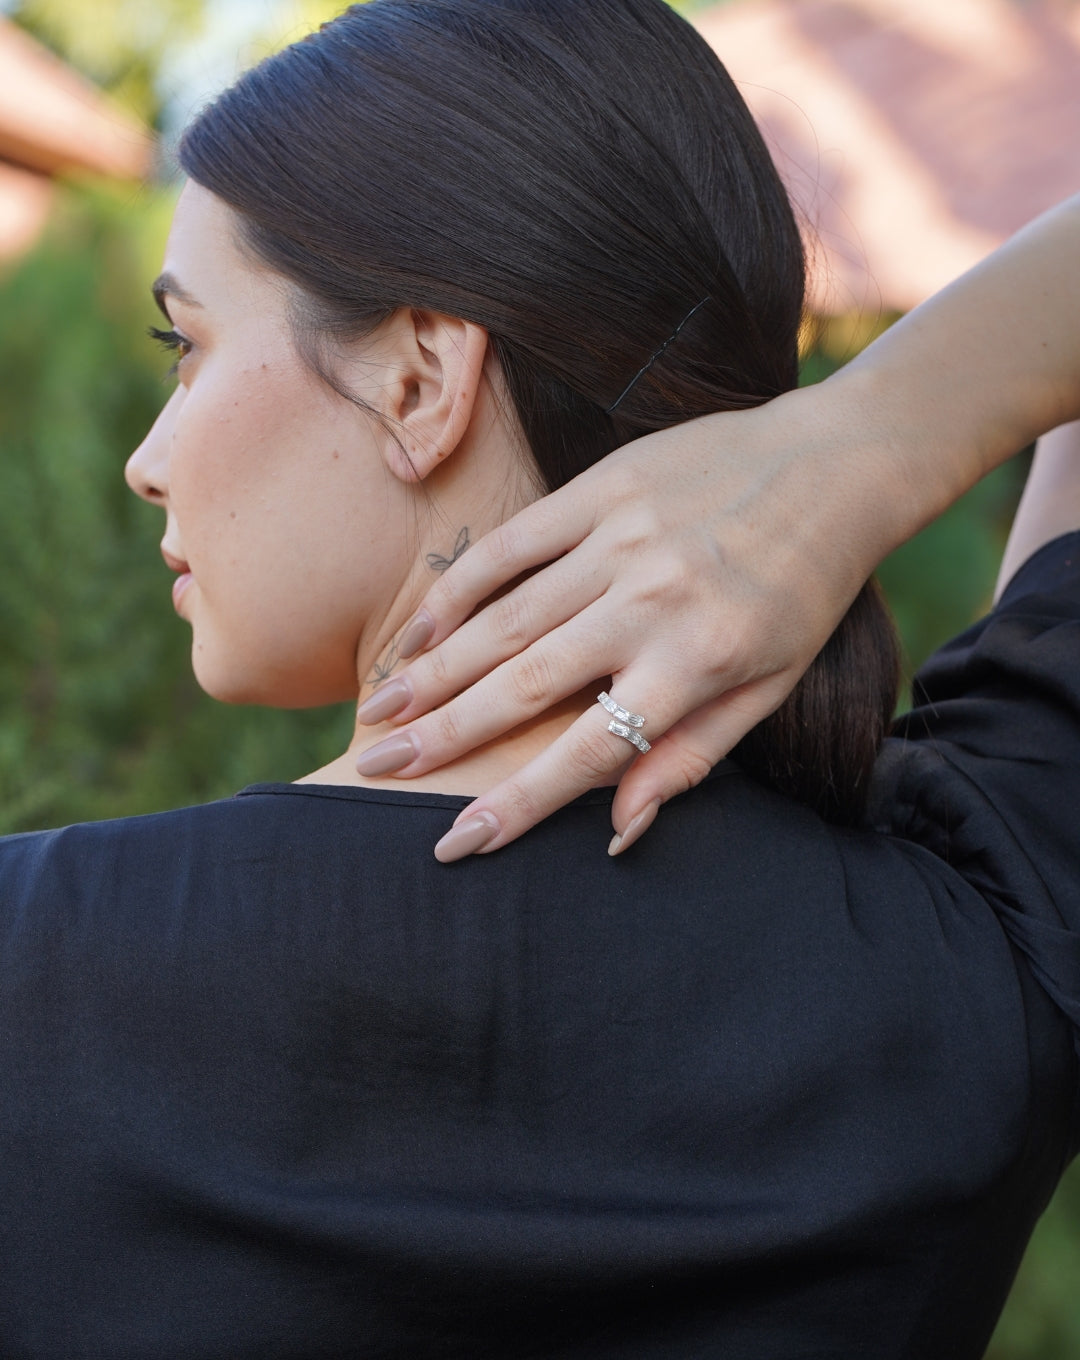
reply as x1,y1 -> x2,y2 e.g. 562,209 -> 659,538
191,645 -> 357,709
192,663 -> 263,707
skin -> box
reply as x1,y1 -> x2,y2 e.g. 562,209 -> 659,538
355,194 -> 1080,859
126,183 -> 603,818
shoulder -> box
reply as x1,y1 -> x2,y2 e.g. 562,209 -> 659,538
908,528 -> 1080,704
871,530 -> 1080,866
0,798 -> 244,924
0,783 -> 476,928
868,531 -> 1080,1033
0,794 -> 253,870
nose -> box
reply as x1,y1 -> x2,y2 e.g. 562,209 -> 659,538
125,387 -> 180,505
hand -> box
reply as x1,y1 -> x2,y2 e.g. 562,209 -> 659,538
359,194 -> 1080,861
357,381 -> 886,860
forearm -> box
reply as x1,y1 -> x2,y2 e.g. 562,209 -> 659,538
996,420 -> 1080,598
827,194 -> 1080,558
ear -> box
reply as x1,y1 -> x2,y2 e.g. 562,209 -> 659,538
367,309 -> 490,485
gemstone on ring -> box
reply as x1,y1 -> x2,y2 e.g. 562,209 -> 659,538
597,691 -> 645,728
607,719 -> 651,754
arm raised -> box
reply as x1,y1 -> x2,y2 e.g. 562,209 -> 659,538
358,195 -> 1080,860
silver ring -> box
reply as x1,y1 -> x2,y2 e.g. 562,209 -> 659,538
597,691 -> 651,754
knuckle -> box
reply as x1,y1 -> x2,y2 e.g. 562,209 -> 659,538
611,547 -> 697,619
431,703 -> 462,750
681,625 -> 750,685
482,522 -> 522,571
642,550 -> 697,604
500,779 -> 545,828
566,729 -> 619,783
490,593 -> 531,652
423,646 -> 452,692
606,456 -> 651,508
507,651 -> 554,709
680,748 -> 715,787
662,743 -> 716,798
709,633 -> 753,684
424,570 -> 461,616
608,507 -> 659,563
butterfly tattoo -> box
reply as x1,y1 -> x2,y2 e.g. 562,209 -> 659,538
426,527 -> 470,573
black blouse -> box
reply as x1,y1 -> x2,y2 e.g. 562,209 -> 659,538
0,533 -> 1077,1360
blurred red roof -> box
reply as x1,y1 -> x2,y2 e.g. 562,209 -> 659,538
0,16 -> 152,258
695,0 -> 1080,312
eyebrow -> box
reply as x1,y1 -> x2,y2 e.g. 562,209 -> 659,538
151,272 -> 203,320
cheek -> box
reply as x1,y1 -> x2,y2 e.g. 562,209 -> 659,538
169,365 -> 337,573
167,374 -> 402,705
187,533 -> 374,706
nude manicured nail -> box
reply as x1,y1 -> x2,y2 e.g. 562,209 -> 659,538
355,676 -> 412,725
607,801 -> 659,857
355,732 -> 418,777
434,812 -> 501,863
397,609 -> 435,660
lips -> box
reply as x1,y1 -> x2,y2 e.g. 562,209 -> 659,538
161,545 -> 194,612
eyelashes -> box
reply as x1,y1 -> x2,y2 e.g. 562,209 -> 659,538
148,325 -> 192,377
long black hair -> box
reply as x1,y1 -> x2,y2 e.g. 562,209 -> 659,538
180,0 -> 899,824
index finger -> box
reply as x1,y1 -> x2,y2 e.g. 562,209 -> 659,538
398,475 -> 601,657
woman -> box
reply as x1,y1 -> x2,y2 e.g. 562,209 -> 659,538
1,2 -> 1077,1357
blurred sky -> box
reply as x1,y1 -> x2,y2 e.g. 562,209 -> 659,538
159,0 -> 336,138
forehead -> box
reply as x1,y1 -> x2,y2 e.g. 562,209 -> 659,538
159,182 -> 282,317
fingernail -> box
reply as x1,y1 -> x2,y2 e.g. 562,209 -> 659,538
434,812 -> 501,863
356,676 -> 412,725
607,801 -> 659,857
355,732 -> 418,777
397,609 -> 435,660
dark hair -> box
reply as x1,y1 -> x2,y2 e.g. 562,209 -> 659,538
179,0 -> 898,825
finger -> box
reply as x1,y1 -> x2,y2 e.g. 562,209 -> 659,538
427,668 -> 716,860
608,677 -> 795,853
359,542 -> 615,727
357,600 -> 640,778
398,476 -> 602,653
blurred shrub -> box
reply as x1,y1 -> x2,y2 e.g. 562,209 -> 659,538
989,1167 -> 1080,1359
0,184 -> 350,835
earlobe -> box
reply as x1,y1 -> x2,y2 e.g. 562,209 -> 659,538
381,310 -> 489,485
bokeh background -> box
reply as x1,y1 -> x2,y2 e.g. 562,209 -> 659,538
0,1 -> 1075,1351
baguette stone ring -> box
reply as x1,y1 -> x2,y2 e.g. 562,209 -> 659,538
597,691 -> 651,754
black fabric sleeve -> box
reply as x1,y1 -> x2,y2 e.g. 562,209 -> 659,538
869,531 -> 1080,1031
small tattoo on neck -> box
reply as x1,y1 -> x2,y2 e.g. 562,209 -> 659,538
368,634 -> 402,686
426,526 -> 470,573
365,529 -> 469,686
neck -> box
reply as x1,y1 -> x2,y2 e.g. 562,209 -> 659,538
299,686 -> 605,794
297,486 -> 606,795
295,373 -> 610,793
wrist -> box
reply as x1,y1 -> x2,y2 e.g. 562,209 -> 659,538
776,374 -> 905,589
815,346 -> 984,565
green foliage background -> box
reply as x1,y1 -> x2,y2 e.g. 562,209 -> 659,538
0,1 -> 1073,1354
